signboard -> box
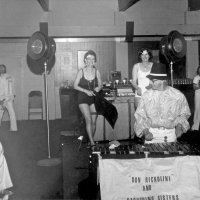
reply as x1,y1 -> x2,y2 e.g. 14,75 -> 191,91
99,156 -> 200,200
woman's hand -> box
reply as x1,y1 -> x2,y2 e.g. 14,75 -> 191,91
94,87 -> 101,93
85,90 -> 95,96
136,87 -> 142,96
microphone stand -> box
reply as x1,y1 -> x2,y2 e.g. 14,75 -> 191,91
37,62 -> 61,167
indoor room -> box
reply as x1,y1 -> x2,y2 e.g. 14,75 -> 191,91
0,0 -> 200,199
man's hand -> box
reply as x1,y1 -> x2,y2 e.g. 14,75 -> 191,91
143,128 -> 153,141
175,124 -> 184,138
145,84 -> 152,90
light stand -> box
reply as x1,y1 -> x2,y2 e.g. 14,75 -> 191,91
170,61 -> 174,87
37,62 -> 61,167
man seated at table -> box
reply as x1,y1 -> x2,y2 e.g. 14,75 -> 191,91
134,62 -> 191,144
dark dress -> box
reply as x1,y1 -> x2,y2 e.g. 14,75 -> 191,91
78,68 -> 98,105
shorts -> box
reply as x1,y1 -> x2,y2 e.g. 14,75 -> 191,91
78,92 -> 95,106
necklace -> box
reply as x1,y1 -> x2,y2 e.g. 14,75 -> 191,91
142,62 -> 151,72
83,67 -> 96,90
87,79 -> 95,91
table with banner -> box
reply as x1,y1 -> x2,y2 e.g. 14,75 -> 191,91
90,141 -> 200,200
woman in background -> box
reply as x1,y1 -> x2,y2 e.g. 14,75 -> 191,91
191,66 -> 200,131
74,50 -> 102,147
132,48 -> 153,109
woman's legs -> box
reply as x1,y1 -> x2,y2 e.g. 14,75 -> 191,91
79,104 -> 95,145
90,104 -> 98,138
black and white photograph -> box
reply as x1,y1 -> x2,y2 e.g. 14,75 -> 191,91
0,0 -> 199,199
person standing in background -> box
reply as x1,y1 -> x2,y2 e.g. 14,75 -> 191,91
0,141 -> 13,200
132,48 -> 153,109
0,64 -> 18,131
191,66 -> 200,131
74,50 -> 102,147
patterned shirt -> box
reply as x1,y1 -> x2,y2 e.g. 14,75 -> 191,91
134,86 -> 191,137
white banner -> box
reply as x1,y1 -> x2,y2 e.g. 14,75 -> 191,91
99,156 -> 200,200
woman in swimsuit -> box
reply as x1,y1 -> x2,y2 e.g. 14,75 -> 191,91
74,50 -> 102,147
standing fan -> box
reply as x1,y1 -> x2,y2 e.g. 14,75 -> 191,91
160,30 -> 186,87
27,31 -> 61,167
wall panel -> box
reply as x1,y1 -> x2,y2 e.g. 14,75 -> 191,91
55,41 -> 116,87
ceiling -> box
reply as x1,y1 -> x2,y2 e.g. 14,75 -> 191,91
37,0 -> 49,11
37,0 -> 141,12
118,0 -> 140,11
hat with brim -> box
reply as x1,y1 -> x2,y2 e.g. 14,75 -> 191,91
147,62 -> 168,80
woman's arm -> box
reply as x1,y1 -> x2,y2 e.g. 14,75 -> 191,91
132,64 -> 142,96
193,76 -> 200,90
193,83 -> 200,90
132,64 -> 139,89
73,70 -> 86,93
94,70 -> 102,92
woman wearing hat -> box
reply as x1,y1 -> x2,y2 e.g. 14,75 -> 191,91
74,50 -> 102,147
134,62 -> 191,143
132,48 -> 153,109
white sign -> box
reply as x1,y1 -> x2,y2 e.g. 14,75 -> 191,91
99,156 -> 200,200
